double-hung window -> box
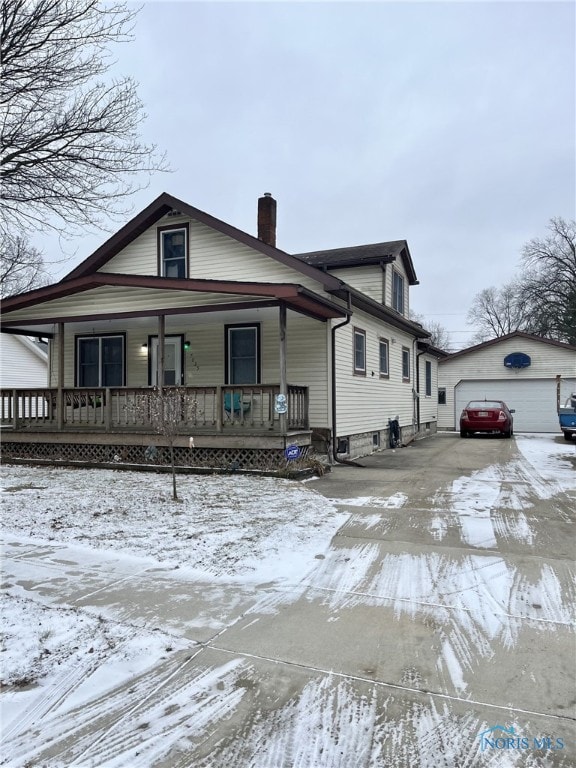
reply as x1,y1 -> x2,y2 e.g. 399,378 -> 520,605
159,225 -> 188,278
225,325 -> 260,384
76,335 -> 124,387
379,338 -> 389,377
353,328 -> 366,375
401,347 -> 410,382
392,270 -> 405,314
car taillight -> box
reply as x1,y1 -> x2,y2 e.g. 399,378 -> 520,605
497,411 -> 506,421
461,410 -> 469,420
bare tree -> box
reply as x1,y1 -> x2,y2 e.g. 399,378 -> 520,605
0,0 -> 168,238
0,234 -> 49,297
410,312 -> 452,350
466,282 -> 530,343
518,217 -> 576,344
128,388 -> 198,501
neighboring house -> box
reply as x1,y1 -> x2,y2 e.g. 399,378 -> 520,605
438,332 -> 576,433
0,334 -> 48,388
0,192 -> 444,466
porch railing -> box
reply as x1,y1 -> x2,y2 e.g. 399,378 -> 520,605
0,385 -> 309,433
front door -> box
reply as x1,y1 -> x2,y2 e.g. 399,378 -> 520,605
149,336 -> 183,386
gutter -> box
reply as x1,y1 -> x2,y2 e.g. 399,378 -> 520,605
330,290 -> 364,467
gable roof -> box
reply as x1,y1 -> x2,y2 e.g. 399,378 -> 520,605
64,192 -> 342,292
295,241 -> 419,285
441,331 -> 576,363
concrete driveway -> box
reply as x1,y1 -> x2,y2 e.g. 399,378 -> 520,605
2,433 -> 575,767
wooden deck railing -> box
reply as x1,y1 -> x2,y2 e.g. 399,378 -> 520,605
0,385 -> 309,433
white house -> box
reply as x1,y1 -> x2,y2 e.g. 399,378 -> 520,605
438,332 -> 576,433
0,192 -> 443,466
0,334 -> 48,388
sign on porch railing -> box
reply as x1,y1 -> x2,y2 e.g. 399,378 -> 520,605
275,394 -> 287,414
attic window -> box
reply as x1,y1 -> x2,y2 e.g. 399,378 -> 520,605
158,224 -> 188,278
392,270 -> 404,314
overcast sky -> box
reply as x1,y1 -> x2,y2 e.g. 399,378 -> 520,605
42,0 -> 575,350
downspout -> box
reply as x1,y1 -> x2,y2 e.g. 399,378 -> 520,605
414,341 -> 426,438
331,290 -> 363,467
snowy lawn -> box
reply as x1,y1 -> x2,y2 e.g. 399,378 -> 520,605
1,465 -> 346,694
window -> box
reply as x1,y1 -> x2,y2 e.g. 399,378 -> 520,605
425,360 -> 432,397
379,338 -> 389,377
353,328 -> 366,375
392,270 -> 404,314
225,325 -> 260,384
159,225 -> 188,278
438,387 -> 446,405
401,347 -> 410,381
76,335 -> 124,387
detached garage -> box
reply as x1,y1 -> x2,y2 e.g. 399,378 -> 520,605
438,333 -> 576,433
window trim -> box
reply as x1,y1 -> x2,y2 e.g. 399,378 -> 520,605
379,337 -> 389,378
401,346 -> 411,382
353,327 -> 367,376
392,269 -> 405,315
224,323 -> 261,385
157,223 -> 189,278
75,332 -> 126,387
425,360 -> 432,397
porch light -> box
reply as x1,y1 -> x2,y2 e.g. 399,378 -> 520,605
141,342 -> 148,350
184,340 -> 191,350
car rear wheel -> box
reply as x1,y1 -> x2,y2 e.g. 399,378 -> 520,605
460,429 -> 468,438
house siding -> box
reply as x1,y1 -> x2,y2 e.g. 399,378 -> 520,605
418,353 -> 439,427
438,336 -> 576,430
328,266 -> 384,304
50,314 -> 330,427
98,215 -> 324,292
0,336 -> 48,388
333,310 -> 418,440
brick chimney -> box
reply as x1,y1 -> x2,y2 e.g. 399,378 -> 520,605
257,192 -> 276,247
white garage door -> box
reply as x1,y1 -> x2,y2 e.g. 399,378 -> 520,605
455,379 -> 576,432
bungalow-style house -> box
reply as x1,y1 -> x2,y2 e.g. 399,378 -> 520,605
0,193 -> 444,468
438,332 -> 576,433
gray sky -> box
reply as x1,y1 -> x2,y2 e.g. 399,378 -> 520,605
42,0 -> 575,350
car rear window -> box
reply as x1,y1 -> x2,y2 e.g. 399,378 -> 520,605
466,401 -> 503,409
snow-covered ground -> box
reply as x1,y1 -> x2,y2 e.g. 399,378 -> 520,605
1,435 -> 574,767
1,468 -> 347,693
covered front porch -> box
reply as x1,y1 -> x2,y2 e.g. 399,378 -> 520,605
0,383 -> 312,470
0,383 -> 309,433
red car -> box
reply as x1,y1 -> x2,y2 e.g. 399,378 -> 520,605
460,400 -> 515,438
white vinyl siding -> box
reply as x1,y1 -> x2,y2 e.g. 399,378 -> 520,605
6,285 -> 268,322
328,266 -> 384,303
438,336 -> 576,430
334,311 -> 417,436
0,336 -> 48,387
419,353 -> 439,425
49,314 -> 330,428
98,215 -> 323,292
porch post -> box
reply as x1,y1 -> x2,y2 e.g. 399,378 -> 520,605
279,302 -> 287,434
157,315 -> 165,391
57,322 -> 64,430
